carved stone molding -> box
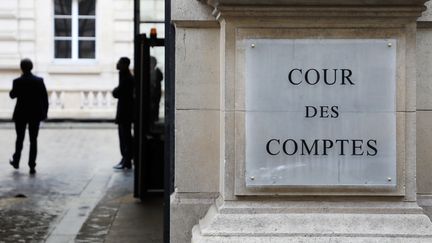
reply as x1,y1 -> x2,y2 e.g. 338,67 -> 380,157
200,0 -> 428,20
204,0 -> 428,7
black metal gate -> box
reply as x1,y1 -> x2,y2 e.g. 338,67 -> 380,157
134,0 -> 173,242
134,34 -> 165,199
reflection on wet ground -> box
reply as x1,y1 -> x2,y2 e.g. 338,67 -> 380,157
0,208 -> 55,242
76,172 -> 133,243
0,125 -> 119,242
76,170 -> 164,243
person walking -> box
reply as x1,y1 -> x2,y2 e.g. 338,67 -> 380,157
9,59 -> 49,174
112,57 -> 134,169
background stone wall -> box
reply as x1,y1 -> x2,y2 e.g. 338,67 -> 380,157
0,0 -> 134,119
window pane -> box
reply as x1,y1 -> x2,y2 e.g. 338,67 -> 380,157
54,0 -> 72,15
55,19 -> 72,37
140,0 -> 164,22
79,0 -> 96,15
55,40 -> 72,58
79,40 -> 95,58
79,19 -> 95,37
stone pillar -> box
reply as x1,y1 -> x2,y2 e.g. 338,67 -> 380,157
417,1 -> 432,206
170,1 -> 221,242
182,0 -> 432,242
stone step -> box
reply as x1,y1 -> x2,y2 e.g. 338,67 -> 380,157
192,202 -> 432,242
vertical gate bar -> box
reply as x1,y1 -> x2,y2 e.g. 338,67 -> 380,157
133,0 -> 140,198
163,0 -> 173,241
141,35 -> 151,199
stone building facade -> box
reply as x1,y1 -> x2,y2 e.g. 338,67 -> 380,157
171,0 -> 432,242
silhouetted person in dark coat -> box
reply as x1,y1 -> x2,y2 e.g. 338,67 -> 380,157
113,57 -> 134,169
150,56 -> 163,122
9,59 -> 49,174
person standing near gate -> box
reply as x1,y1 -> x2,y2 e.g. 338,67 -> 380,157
9,59 -> 49,175
112,57 -> 134,169
150,56 -> 163,122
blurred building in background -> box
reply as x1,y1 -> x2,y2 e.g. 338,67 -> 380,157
0,0 -> 164,120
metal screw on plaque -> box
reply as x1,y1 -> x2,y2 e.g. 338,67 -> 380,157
251,43 -> 255,48
387,177 -> 392,182
387,42 -> 392,47
250,176 -> 255,180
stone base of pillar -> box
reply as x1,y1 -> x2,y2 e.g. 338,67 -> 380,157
192,199 -> 432,242
170,192 -> 219,243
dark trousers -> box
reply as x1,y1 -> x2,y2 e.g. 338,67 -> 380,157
13,120 -> 40,168
118,122 -> 133,165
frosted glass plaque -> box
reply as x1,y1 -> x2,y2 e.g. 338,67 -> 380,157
244,39 -> 396,187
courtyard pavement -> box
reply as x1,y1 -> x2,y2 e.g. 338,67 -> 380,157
2,122 -> 431,243
0,123 -> 163,243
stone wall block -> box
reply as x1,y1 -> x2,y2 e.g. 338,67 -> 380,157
175,28 -> 220,110
175,109 -> 220,193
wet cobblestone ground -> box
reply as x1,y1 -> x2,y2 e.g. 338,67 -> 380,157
0,208 -> 56,242
0,123 -> 120,242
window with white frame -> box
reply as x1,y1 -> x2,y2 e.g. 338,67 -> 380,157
54,0 -> 96,59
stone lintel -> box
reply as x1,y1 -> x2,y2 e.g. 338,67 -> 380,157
173,20 -> 220,28
216,6 -> 425,18
199,0 -> 428,20
204,0 -> 428,7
